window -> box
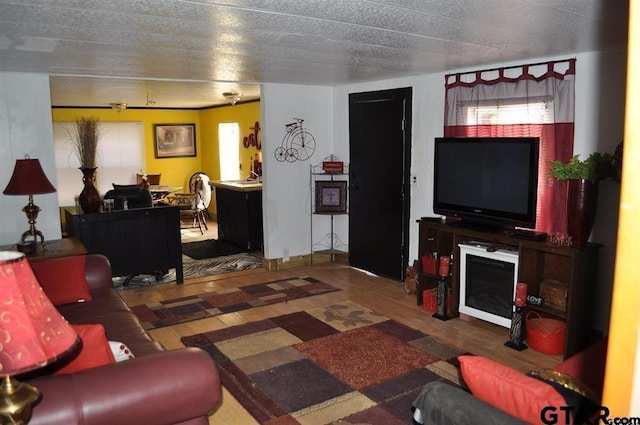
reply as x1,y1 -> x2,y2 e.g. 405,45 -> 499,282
444,60 -> 576,235
53,122 -> 144,205
459,97 -> 554,125
219,122 -> 240,181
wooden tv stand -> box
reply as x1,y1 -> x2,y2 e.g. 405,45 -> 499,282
417,218 -> 601,359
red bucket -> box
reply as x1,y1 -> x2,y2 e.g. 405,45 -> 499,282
526,311 -> 566,355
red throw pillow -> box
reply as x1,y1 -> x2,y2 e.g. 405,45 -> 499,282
29,255 -> 93,305
53,324 -> 116,375
458,355 -> 566,423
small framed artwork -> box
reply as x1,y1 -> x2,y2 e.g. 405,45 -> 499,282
154,124 -> 197,158
315,180 -> 347,213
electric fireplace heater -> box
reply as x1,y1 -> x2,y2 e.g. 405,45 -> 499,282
458,243 -> 519,328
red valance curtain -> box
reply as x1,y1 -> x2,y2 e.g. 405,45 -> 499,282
444,59 -> 576,235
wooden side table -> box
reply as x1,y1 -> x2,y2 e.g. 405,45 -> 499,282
0,237 -> 87,262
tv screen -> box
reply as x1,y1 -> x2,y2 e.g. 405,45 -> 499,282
433,137 -> 540,230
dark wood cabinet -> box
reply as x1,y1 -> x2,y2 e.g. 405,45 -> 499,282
65,205 -> 183,284
215,187 -> 263,250
417,218 -> 601,358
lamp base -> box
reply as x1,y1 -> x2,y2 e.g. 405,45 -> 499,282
19,196 -> 47,249
0,376 -> 40,425
19,228 -> 45,245
16,241 -> 39,256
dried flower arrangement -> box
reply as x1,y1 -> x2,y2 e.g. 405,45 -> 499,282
67,117 -> 101,168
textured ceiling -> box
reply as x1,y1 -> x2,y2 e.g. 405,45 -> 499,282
0,0 -> 629,108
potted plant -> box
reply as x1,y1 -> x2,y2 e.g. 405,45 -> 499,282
549,144 -> 621,246
548,152 -> 617,183
68,117 -> 101,213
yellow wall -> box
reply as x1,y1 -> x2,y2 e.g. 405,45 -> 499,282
51,102 -> 261,212
199,101 -> 262,182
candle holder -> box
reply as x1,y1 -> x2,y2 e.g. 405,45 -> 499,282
505,282 -> 528,350
432,277 -> 451,321
433,255 -> 451,321
505,305 -> 528,351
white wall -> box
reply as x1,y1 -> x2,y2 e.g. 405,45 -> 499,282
0,72 -> 61,245
261,84 -> 334,260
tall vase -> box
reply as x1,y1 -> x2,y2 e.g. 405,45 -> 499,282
566,179 -> 599,247
78,167 -> 101,213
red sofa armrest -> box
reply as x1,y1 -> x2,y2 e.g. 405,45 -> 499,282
84,254 -> 114,291
28,348 -> 221,425
555,338 -> 608,401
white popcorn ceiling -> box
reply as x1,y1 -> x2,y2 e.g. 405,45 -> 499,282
0,0 -> 628,108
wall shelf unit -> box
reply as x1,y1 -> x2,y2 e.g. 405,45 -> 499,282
417,218 -> 601,359
310,163 -> 349,263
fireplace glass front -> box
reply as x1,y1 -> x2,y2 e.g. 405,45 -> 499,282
458,243 -> 519,328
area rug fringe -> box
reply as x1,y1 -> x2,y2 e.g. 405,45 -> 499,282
292,390 -> 372,418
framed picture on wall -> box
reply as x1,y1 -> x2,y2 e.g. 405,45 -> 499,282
315,180 -> 348,213
154,124 -> 196,158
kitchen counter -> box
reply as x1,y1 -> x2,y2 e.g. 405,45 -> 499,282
213,181 -> 263,250
211,179 -> 262,192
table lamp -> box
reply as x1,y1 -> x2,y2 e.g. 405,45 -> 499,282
0,251 -> 78,424
2,156 -> 56,250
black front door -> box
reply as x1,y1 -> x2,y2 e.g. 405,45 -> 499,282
348,87 -> 412,281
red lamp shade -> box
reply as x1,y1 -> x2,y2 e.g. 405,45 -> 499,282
0,252 -> 78,376
3,158 -> 56,196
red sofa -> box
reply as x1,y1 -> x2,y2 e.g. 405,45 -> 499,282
24,254 -> 221,425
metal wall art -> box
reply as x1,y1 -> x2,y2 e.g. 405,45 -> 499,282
274,118 -> 316,162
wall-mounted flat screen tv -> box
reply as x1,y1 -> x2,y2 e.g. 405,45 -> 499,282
433,137 -> 540,230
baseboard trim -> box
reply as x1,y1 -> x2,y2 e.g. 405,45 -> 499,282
263,253 -> 348,271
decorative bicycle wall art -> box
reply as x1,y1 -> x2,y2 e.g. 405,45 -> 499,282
274,118 -> 316,162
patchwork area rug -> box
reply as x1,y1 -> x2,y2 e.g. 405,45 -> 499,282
113,252 -> 263,289
181,301 -> 467,425
181,238 -> 248,260
132,276 -> 341,330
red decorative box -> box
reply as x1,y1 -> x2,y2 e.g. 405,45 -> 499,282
421,254 -> 437,275
322,161 -> 344,174
422,288 -> 452,314
423,288 -> 438,312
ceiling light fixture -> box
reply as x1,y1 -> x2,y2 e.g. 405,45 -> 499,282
110,102 -> 127,112
222,92 -> 242,106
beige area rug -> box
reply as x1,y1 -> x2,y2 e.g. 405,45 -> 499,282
181,301 -> 468,425
130,276 -> 341,330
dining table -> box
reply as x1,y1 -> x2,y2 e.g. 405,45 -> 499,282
149,185 -> 183,204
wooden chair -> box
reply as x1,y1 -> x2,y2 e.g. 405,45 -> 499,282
188,172 -> 212,221
172,175 -> 210,234
172,193 -> 206,234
